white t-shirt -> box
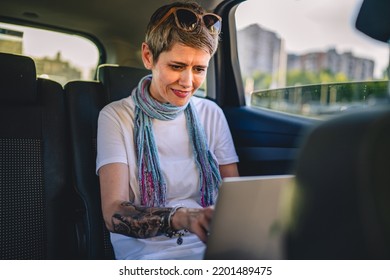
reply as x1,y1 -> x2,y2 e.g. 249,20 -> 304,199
96,95 -> 239,260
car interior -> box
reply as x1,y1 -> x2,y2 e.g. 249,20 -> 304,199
0,0 -> 389,260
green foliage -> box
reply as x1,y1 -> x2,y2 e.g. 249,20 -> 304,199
243,69 -> 351,93
286,70 -> 348,87
252,71 -> 272,90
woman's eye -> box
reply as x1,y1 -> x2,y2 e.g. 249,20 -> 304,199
170,64 -> 183,70
194,67 -> 206,73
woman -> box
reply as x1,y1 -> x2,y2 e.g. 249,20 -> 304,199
96,1 -> 239,260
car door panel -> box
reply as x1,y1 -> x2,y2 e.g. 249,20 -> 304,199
224,106 -> 316,176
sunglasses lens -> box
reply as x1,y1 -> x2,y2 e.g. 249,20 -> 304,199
203,14 -> 221,34
176,9 -> 198,31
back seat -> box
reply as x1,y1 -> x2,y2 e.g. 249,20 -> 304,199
64,64 -> 149,259
0,54 -> 150,259
0,52 -> 77,259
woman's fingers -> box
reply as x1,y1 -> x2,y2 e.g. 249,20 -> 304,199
171,207 -> 215,242
191,222 -> 208,243
187,207 -> 214,243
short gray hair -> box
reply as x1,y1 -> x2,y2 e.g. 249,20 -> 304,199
144,1 -> 220,63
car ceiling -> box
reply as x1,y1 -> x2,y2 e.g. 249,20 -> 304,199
0,0 -> 230,66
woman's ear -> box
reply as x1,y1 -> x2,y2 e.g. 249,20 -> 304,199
141,42 -> 153,70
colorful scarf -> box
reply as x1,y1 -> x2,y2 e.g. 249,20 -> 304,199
132,75 -> 221,207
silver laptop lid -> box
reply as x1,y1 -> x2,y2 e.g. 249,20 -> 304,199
204,174 -> 294,260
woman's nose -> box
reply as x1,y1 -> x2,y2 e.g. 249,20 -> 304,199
179,70 -> 193,88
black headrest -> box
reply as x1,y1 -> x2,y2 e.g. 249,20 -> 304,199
97,64 -> 150,102
355,0 -> 390,43
0,52 -> 37,103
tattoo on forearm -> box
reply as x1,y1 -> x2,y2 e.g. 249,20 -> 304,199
111,201 -> 171,239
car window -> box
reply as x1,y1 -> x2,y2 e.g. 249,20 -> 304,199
235,0 -> 389,118
0,22 -> 100,86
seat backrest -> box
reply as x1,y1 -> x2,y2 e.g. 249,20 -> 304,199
64,64 -> 149,259
64,80 -> 113,259
0,52 -> 76,259
286,106 -> 390,259
97,64 -> 150,101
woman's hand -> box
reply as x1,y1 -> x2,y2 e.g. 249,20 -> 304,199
171,206 -> 214,243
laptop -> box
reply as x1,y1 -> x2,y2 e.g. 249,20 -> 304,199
204,174 -> 295,260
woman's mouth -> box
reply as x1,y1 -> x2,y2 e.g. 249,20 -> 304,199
172,88 -> 191,98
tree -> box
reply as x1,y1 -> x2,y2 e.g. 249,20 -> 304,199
286,70 -> 348,86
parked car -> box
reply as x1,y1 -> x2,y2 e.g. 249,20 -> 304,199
0,0 -> 389,260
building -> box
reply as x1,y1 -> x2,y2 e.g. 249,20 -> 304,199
237,24 -> 376,93
0,28 -> 23,54
287,48 -> 374,80
237,24 -> 286,89
35,52 -> 82,85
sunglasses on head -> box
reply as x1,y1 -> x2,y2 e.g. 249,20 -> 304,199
151,7 -> 222,35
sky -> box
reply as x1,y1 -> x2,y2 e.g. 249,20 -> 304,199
235,0 -> 389,78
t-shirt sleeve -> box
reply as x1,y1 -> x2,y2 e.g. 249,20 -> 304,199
198,99 -> 239,165
96,107 -> 128,174
213,107 -> 239,165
